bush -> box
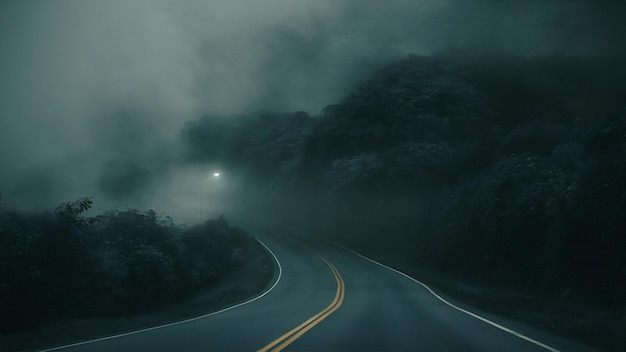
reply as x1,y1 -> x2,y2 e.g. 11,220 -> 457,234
0,200 -> 257,332
0,198 -> 100,331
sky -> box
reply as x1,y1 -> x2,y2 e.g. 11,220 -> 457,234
0,0 -> 624,222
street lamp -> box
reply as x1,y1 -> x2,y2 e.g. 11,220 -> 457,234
200,172 -> 220,223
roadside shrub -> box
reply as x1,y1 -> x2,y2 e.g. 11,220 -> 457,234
0,200 -> 257,332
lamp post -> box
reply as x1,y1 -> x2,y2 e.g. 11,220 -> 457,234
200,172 -> 220,223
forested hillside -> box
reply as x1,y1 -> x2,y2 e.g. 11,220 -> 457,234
180,54 -> 626,348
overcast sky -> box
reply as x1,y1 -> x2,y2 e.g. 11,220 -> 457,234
0,0 -> 623,219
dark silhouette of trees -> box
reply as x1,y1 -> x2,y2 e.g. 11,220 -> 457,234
0,200 -> 262,333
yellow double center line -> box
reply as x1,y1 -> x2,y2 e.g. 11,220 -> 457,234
258,255 -> 345,352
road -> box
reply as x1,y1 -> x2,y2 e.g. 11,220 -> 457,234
40,230 -> 596,352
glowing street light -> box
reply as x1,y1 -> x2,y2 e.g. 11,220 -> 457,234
200,172 -> 220,223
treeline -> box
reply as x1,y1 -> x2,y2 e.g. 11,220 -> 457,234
178,54 -> 626,312
305,55 -> 626,305
0,198 -> 259,333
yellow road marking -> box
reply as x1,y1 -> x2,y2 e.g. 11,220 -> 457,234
257,255 -> 345,352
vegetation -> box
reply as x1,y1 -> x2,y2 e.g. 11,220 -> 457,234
180,54 -> 626,349
0,198 -> 261,333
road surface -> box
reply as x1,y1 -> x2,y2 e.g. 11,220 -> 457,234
39,230 -> 596,351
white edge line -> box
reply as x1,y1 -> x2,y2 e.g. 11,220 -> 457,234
317,237 -> 561,352
38,237 -> 283,352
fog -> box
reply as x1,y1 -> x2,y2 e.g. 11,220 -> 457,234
1,0 -> 623,223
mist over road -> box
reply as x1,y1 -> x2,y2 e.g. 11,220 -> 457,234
40,227 -> 595,352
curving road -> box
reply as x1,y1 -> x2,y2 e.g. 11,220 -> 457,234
39,230 -> 596,352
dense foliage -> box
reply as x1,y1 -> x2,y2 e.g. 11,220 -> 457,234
0,198 -> 257,333
179,54 -> 626,313
308,56 -> 626,308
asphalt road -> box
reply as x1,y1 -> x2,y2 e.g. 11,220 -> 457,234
40,231 -> 597,352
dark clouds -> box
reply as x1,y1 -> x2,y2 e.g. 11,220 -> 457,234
0,0 -> 623,219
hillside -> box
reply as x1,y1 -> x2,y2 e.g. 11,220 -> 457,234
180,54 -> 626,350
